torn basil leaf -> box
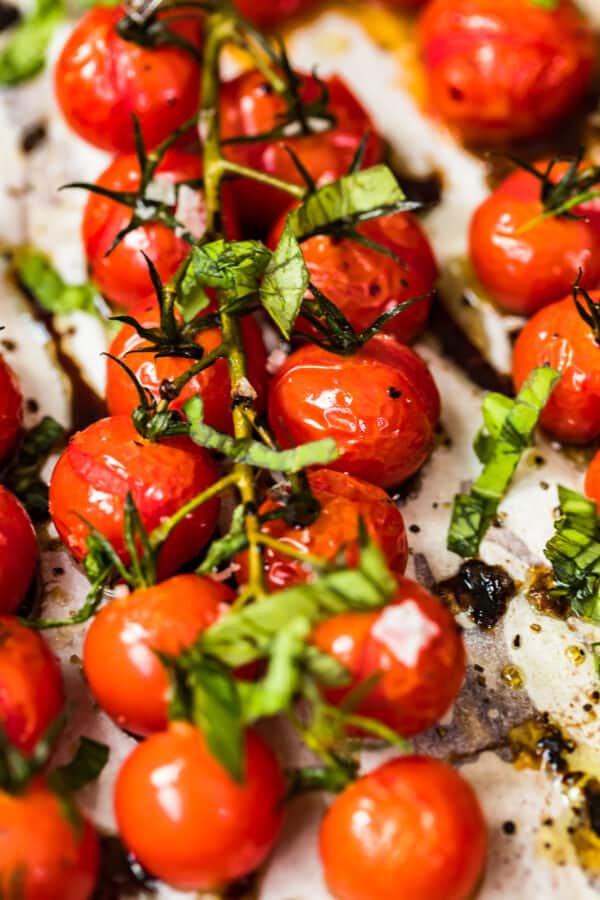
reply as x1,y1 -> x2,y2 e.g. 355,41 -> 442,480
14,248 -> 99,317
48,737 -> 109,794
5,416 -> 65,522
181,240 -> 270,306
259,222 -> 308,339
188,658 -> 244,783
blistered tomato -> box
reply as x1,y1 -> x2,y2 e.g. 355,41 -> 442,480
0,488 -> 37,615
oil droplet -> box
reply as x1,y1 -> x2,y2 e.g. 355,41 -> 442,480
566,645 -> 586,667
501,664 -> 525,690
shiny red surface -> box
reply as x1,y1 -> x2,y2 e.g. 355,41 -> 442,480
0,355 -> 23,464
234,0 -> 315,27
585,450 -> 600,509
0,488 -> 37,615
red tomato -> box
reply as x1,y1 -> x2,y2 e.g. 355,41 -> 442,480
234,0 -> 314,27
512,294 -> 600,444
0,354 -> 22,463
0,776 -> 99,900
585,451 -> 600,509
312,577 -> 465,736
55,5 -> 203,154
0,488 -> 37,615
419,0 -> 595,144
0,616 -> 64,754
320,755 -> 487,900
48,415 -> 219,575
84,574 -> 232,736
268,336 -> 440,489
470,162 -> 600,315
105,301 -> 268,433
236,469 -> 409,591
268,208 -> 437,343
220,69 -> 382,233
115,721 -> 285,890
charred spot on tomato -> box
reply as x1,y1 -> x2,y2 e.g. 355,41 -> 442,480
509,714 -> 576,773
387,386 -> 402,398
437,560 -> 516,629
527,566 -> 570,620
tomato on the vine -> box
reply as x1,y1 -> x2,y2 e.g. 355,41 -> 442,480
0,354 -> 22,463
55,5 -> 203,154
419,0 -> 595,145
115,721 -> 285,890
234,0 -> 314,27
0,488 -> 37,615
268,336 -> 440,489
49,415 -> 219,575
320,755 -> 487,900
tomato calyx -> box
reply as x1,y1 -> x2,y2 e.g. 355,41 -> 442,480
115,7 -> 203,63
572,268 -> 600,345
511,150 -> 600,233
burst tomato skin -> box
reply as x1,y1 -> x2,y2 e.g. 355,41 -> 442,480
105,301 -> 268,433
470,162 -> 600,316
48,415 -> 219,575
234,0 -> 314,27
0,488 -> 37,615
236,469 -> 408,591
54,5 -> 203,154
84,575 -> 232,736
0,355 -> 23,463
419,0 -> 595,145
268,336 -> 440,489
312,577 -> 465,736
115,721 -> 285,890
512,294 -> 600,444
320,755 -> 487,900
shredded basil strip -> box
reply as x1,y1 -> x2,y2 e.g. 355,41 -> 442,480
181,239 -> 271,305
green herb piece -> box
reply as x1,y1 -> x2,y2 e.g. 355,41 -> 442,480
259,221 -> 308,338
48,738 -> 109,794
448,366 -> 561,557
188,658 -> 244,783
592,642 -> 600,678
529,0 -> 559,9
5,416 -> 65,522
14,248 -> 99,317
0,0 -> 64,86
181,240 -> 271,306
196,504 -> 246,575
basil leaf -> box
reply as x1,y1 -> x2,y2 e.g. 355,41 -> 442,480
240,617 -> 310,723
15,248 -> 98,316
48,738 -> 109,793
5,416 -> 65,522
259,221 -> 308,339
189,658 -> 244,783
181,240 -> 271,305
0,0 -> 64,86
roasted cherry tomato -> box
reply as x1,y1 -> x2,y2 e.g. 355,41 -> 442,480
320,755 -> 487,900
0,616 -> 64,755
84,574 -> 232,736
268,208 -> 437,343
512,293 -> 600,444
55,5 -> 203,154
236,469 -> 408,591
220,69 -> 382,233
585,451 -> 600,509
268,336 -> 440,489
0,488 -> 37,615
0,775 -> 99,900
0,354 -> 23,463
312,576 -> 465,736
419,0 -> 595,145
115,721 -> 285,890
470,161 -> 600,315
234,0 -> 314,27
105,301 -> 268,433
49,415 -> 219,575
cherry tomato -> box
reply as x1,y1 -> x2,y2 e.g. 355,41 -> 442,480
320,755 -> 487,900
0,616 -> 64,755
234,0 -> 314,27
0,488 -> 37,615
105,301 -> 268,433
220,69 -> 382,233
512,294 -> 600,444
115,721 -> 285,890
585,451 -> 600,509
236,469 -> 408,591
419,0 -> 595,145
312,576 -> 465,736
470,161 -> 600,315
0,354 -> 22,463
49,415 -> 219,576
268,208 -> 437,343
0,775 -> 99,900
268,335 -> 440,489
55,5 -> 203,154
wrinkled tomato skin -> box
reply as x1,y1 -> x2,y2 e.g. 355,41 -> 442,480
470,162 -> 600,315
320,755 -> 487,900
236,469 -> 408,591
55,5 -> 203,154
234,0 -> 314,27
84,575 -> 232,736
0,355 -> 23,463
115,721 -> 285,890
268,208 -> 437,343
268,336 -> 440,489
419,0 -> 595,145
105,301 -> 268,433
0,488 -> 37,615
512,295 -> 600,444
0,776 -> 99,900
49,415 -> 219,575
312,577 -> 465,736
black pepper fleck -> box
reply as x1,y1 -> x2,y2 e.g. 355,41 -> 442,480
502,821 -> 516,835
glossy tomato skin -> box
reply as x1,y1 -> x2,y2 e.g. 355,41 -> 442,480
115,721 -> 285,890
512,295 -> 600,444
470,162 -> 600,315
55,5 -> 203,154
0,355 -> 23,463
268,336 -> 440,489
419,0 -> 595,145
234,0 -> 314,27
105,301 -> 268,433
49,415 -> 219,575
312,577 -> 465,736
236,469 -> 408,591
0,776 -> 99,900
585,451 -> 600,509
0,488 -> 37,615
320,755 -> 487,900
84,575 -> 232,736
